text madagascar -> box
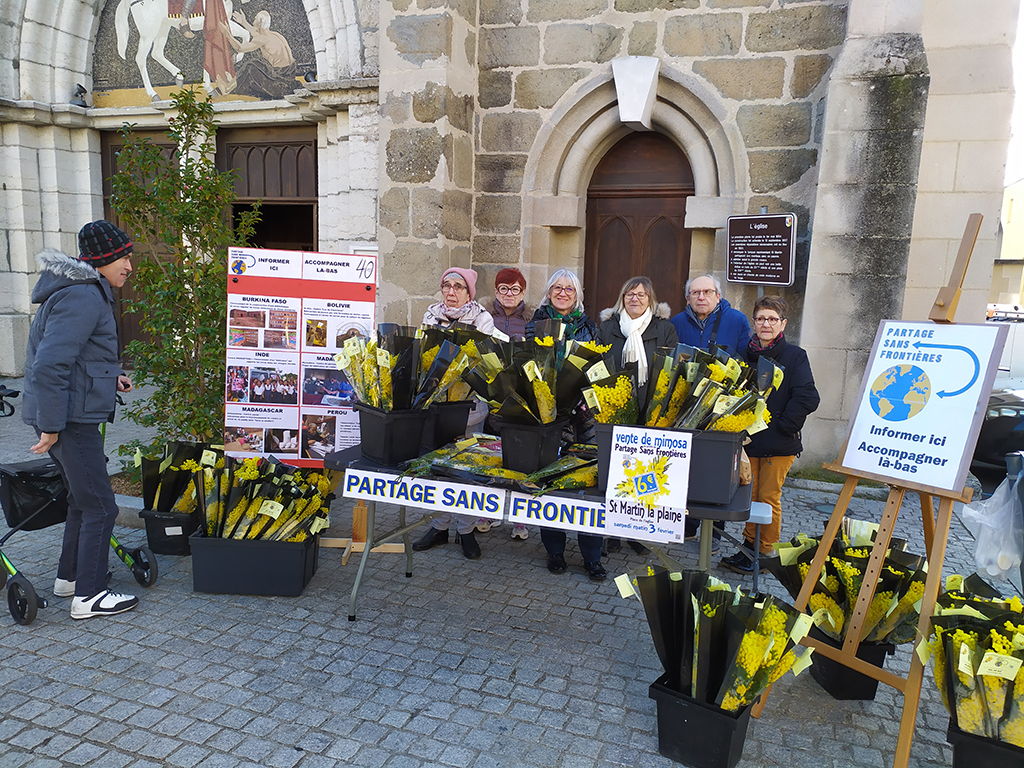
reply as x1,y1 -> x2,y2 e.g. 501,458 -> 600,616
344,469 -> 505,517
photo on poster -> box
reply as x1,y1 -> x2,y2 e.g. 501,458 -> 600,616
305,319 -> 328,348
226,365 -> 249,403
302,367 -> 355,406
229,328 -> 259,348
268,308 -> 298,330
301,299 -> 375,351
224,427 -> 265,453
250,368 -> 299,405
264,330 -> 297,350
229,309 -> 266,328
266,428 -> 300,456
301,415 -> 336,460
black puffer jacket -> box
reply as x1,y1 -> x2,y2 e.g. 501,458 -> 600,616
23,250 -> 123,433
597,303 -> 678,408
743,336 -> 820,457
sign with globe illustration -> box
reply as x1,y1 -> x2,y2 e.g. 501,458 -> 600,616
841,321 -> 1007,493
868,365 -> 930,421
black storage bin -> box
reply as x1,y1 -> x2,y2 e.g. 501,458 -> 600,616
355,403 -> 430,466
947,722 -> 1024,768
421,400 -> 473,451
498,418 -> 567,474
0,458 -> 69,531
190,532 -> 319,596
807,625 -> 894,700
140,509 -> 201,555
648,675 -> 752,768
595,425 -> 743,504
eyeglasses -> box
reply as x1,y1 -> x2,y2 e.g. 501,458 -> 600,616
689,289 -> 718,297
441,282 -> 467,293
753,316 -> 782,326
625,291 -> 648,301
551,285 -> 576,295
497,285 -> 522,296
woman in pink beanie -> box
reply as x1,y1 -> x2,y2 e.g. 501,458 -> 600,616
415,266 -> 494,559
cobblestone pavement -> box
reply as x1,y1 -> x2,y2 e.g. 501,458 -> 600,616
2,376 -> 1021,767
1,471 -> 1019,768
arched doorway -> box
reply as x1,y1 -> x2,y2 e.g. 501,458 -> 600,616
584,132 -> 695,316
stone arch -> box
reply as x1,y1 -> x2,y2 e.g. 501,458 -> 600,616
521,63 -> 746,284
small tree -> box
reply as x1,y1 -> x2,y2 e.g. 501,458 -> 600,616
111,86 -> 260,451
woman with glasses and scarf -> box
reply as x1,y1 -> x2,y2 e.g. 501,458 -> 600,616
597,276 -> 677,555
414,267 -> 495,560
721,296 -> 819,574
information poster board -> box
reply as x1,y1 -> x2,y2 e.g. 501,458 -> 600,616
604,426 -> 691,543
726,213 -> 796,286
840,321 -> 1007,493
224,247 -> 376,466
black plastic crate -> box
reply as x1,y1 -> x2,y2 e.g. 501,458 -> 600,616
140,509 -> 201,556
421,400 -> 473,451
191,532 -> 319,596
355,403 -> 430,466
807,624 -> 894,700
648,675 -> 752,768
0,458 -> 69,531
498,418 -> 567,474
595,425 -> 743,504
947,722 -> 1024,768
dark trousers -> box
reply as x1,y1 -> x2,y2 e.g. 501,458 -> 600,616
45,422 -> 118,597
540,527 -> 603,563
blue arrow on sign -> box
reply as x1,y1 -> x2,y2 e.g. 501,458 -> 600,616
912,341 -> 979,398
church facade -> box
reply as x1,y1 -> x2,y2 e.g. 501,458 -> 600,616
0,0 -> 1016,465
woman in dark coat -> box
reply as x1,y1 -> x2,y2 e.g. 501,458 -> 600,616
597,276 -> 677,554
527,269 -> 606,581
721,296 -> 820,574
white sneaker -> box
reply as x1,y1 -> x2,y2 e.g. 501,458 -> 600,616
71,590 -> 138,620
511,524 -> 528,540
54,578 -> 75,598
476,517 -> 502,532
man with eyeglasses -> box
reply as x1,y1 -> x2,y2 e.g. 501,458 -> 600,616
670,275 -> 751,355
487,268 -> 529,339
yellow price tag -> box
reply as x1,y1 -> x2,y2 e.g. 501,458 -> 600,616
978,651 -> 1022,680
583,388 -> 600,411
309,515 -> 329,534
200,450 -> 217,467
586,361 -> 610,383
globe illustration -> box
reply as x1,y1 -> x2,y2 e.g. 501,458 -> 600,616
869,365 -> 931,421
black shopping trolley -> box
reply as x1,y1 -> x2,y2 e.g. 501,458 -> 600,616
0,457 -> 159,625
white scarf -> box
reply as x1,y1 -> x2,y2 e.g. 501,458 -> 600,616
619,307 -> 653,386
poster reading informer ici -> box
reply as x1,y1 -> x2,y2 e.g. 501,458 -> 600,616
224,247 -> 376,466
840,321 -> 1007,493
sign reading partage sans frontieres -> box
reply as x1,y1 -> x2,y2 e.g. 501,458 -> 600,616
604,426 -> 691,544
343,469 -> 505,521
840,321 -> 1007,493
507,492 -> 606,536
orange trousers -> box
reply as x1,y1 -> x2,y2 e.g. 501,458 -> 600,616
744,455 -> 796,554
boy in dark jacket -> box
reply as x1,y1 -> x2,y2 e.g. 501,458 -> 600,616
23,221 -> 139,619
722,296 -> 820,574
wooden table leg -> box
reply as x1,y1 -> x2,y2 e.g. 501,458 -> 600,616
919,492 -> 935,557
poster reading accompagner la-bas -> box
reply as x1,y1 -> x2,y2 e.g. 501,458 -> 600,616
224,247 -> 376,466
840,321 -> 1007,493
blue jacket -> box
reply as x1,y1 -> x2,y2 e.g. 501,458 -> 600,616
670,298 -> 751,355
23,250 -> 123,433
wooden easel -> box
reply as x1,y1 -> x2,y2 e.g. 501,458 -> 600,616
751,215 -> 986,768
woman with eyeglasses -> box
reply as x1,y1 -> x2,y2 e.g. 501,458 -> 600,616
414,267 -> 495,560
526,268 -> 598,343
524,269 -> 607,578
721,296 -> 819,575
596,277 -> 677,556
488,268 -> 530,339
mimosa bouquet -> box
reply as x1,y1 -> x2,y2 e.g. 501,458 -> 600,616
927,576 -> 1024,746
621,563 -> 813,712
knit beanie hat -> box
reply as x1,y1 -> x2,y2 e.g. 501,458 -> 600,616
494,268 -> 526,290
78,220 -> 133,268
441,267 -> 479,300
